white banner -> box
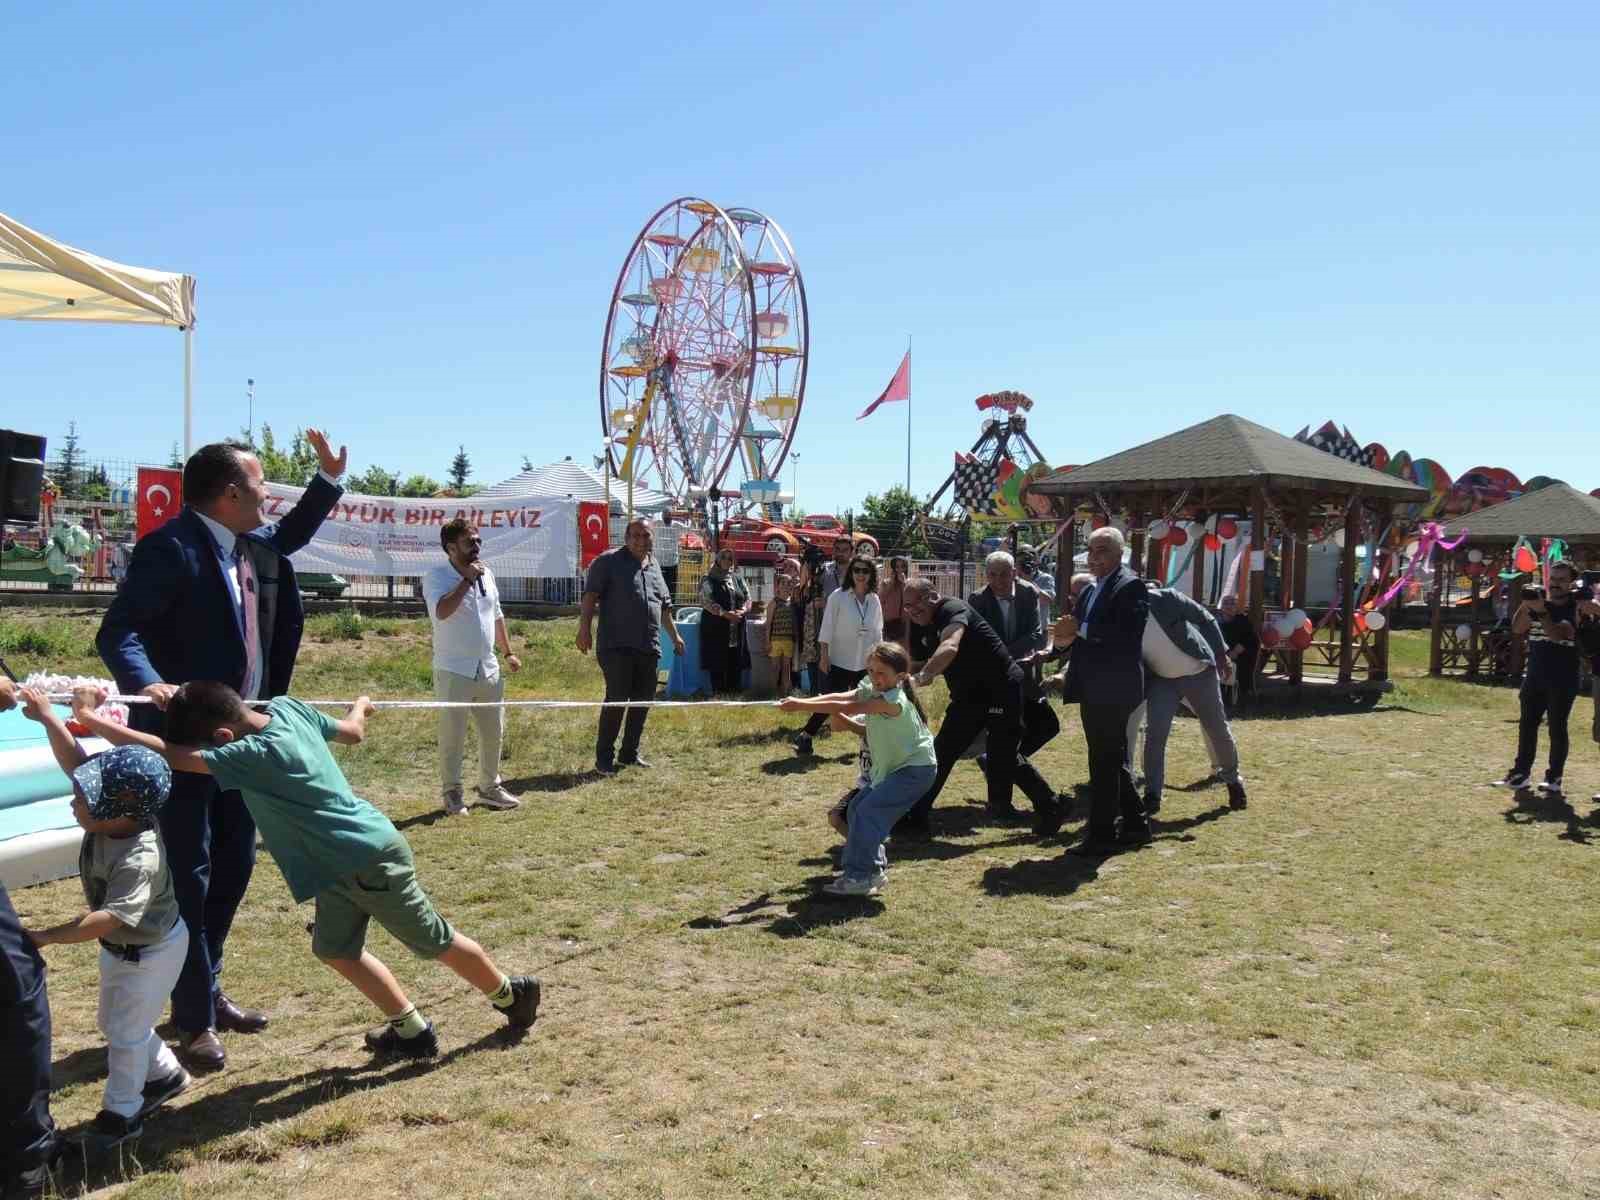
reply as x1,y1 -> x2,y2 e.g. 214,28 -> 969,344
264,484 -> 577,578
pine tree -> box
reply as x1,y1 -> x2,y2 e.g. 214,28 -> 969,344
53,421 -> 84,498
168,442 -> 183,468
447,445 -> 471,493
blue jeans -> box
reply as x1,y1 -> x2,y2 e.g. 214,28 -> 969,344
842,765 -> 938,879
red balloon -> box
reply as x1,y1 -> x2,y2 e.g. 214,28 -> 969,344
1261,625 -> 1282,649
1167,527 -> 1189,546
1289,626 -> 1313,650
1302,617 -> 1313,633
1217,518 -> 1238,539
1353,612 -> 1368,633
1203,533 -> 1222,551
1092,514 -> 1109,530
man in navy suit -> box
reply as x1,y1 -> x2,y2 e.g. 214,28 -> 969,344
98,432 -> 345,1070
1055,526 -> 1150,854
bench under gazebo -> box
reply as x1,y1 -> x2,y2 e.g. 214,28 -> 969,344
1030,414 -> 1427,689
1429,483 -> 1600,677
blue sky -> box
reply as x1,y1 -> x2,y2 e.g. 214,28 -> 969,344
5,3 -> 1598,512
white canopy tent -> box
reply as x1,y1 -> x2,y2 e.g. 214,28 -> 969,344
0,211 -> 198,453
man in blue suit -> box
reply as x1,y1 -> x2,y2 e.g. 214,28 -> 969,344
98,432 -> 345,1071
1055,526 -> 1150,854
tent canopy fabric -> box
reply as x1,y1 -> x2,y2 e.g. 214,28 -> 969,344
479,458 -> 675,513
0,211 -> 196,327
1438,483 -> 1600,547
1032,413 -> 1428,502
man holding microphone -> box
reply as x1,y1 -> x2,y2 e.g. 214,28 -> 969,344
1495,561 -> 1581,799
424,519 -> 522,816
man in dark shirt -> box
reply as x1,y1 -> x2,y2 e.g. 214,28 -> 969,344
1218,595 -> 1259,708
1494,561 -> 1581,798
898,579 -> 1061,836
577,520 -> 686,774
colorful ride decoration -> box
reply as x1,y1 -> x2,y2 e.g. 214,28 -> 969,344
937,392 -> 1051,522
600,198 -> 807,509
0,521 -> 99,591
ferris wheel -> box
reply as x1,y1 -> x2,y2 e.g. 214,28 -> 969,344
600,197 -> 808,508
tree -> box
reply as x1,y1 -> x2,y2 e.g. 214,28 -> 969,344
52,421 -> 85,498
80,464 -> 112,502
349,465 -> 400,496
255,424 -> 319,485
397,474 -> 443,498
447,445 -> 471,493
859,484 -> 930,557
168,442 -> 183,468
521,454 -> 534,471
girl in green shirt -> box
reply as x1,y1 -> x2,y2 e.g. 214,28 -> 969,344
779,642 -> 936,897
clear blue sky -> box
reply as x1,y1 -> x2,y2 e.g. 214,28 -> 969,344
6,3 -> 1598,512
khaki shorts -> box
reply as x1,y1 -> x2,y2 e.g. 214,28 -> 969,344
313,833 -> 453,962
770,637 -> 795,659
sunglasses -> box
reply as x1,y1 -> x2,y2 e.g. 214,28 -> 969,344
852,567 -> 871,575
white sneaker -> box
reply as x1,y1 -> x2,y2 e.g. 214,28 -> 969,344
821,872 -> 884,898
1537,778 -> 1565,800
1491,771 -> 1530,790
442,787 -> 469,816
475,784 -> 521,811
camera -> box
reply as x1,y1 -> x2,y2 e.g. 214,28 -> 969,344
1522,585 -> 1545,603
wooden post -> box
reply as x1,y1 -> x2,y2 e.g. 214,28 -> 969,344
1467,565 -> 1482,676
1428,551 -> 1446,675
1191,521 -> 1206,602
1248,487 -> 1267,642
1054,517 -> 1075,604
1369,499 -> 1395,684
1292,505 -> 1309,689
1338,502 -> 1358,684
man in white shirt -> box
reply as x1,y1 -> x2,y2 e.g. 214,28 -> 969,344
423,519 -> 522,816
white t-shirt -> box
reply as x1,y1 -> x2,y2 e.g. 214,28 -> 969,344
1142,616 -> 1209,679
423,563 -> 504,680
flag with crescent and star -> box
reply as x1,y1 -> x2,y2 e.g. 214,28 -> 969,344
578,500 -> 609,569
136,466 -> 184,540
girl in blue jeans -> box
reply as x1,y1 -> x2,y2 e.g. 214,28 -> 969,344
779,641 -> 937,897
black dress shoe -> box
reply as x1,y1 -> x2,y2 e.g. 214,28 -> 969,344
1227,779 -> 1248,810
215,993 -> 269,1034
1117,821 -> 1152,847
1069,835 -> 1118,857
985,805 -> 1027,825
177,1029 -> 226,1071
1032,798 -> 1065,839
618,753 -> 653,769
594,760 -> 618,777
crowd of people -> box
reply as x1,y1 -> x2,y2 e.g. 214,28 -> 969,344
4,448 -> 1595,1194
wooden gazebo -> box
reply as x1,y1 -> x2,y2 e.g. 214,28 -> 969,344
1030,414 -> 1427,688
1429,484 -> 1600,677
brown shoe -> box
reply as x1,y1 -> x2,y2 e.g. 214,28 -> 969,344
178,1028 -> 226,1071
215,993 -> 269,1034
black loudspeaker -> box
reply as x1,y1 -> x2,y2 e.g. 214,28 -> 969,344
0,430 -> 48,525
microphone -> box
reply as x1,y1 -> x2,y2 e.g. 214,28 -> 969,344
476,576 -> 486,596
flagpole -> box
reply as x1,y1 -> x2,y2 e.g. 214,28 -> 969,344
905,335 -> 912,495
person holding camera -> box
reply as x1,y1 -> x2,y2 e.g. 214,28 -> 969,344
1494,562 -> 1582,798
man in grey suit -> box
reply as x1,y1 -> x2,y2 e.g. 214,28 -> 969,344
969,550 -> 1058,764
1141,587 -> 1248,813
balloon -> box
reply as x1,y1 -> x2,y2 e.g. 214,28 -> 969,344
1093,514 -> 1109,530
1302,617 -> 1314,633
1286,608 -> 1308,629
1364,611 -> 1387,631
1333,528 -> 1346,548
1514,546 -> 1537,573
1403,539 -> 1421,559
1467,549 -> 1483,564
1167,526 -> 1189,546
1261,625 -> 1282,649
1289,627 -> 1313,650
1455,623 -> 1471,640
1217,518 -> 1238,539
1204,533 -> 1222,551
1148,519 -> 1170,540
1353,612 -> 1368,633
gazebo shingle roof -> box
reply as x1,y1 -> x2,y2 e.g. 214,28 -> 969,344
1032,413 -> 1427,502
1438,483 -> 1600,546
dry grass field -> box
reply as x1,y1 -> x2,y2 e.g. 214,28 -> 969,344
2,609 -> 1597,1199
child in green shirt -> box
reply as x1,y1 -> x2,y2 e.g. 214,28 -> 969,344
71,681 -> 539,1059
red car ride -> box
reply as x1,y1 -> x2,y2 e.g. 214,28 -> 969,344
714,514 -> 879,565
791,514 -> 880,559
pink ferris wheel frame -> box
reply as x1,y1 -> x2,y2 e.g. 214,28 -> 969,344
599,197 -> 807,507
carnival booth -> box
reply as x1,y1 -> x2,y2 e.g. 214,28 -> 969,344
1030,414 -> 1428,692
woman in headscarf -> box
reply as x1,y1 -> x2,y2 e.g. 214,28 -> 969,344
699,548 -> 752,693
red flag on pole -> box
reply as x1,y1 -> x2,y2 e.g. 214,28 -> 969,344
857,351 -> 911,420
578,500 -> 609,569
136,467 -> 184,541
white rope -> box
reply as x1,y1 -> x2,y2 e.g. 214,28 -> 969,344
43,693 -> 779,710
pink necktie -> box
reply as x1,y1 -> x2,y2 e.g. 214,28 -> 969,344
235,545 -> 260,697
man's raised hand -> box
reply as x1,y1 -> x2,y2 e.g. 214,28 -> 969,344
305,428 -> 348,479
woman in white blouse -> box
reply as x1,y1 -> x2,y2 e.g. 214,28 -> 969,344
794,555 -> 885,754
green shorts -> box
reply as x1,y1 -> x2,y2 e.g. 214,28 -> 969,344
312,833 -> 454,962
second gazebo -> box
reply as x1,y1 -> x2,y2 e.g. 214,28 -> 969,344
1030,413 -> 1427,688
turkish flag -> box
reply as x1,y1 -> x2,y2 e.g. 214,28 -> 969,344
578,501 -> 609,569
136,467 -> 184,541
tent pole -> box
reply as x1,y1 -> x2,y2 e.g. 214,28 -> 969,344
183,326 -> 194,458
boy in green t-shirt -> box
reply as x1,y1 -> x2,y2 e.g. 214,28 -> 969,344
71,682 -> 539,1059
